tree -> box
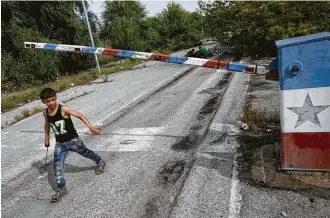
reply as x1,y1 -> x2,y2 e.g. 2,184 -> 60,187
155,2 -> 202,51
199,1 -> 330,57
1,1 -> 99,90
100,0 -> 202,52
111,16 -> 145,50
100,0 -> 147,48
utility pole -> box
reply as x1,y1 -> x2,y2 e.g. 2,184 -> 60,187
82,0 -> 101,75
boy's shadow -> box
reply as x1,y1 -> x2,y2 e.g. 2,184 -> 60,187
31,161 -> 95,190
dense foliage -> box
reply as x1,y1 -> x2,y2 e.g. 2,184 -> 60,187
199,1 -> 330,57
100,1 -> 203,51
1,1 -> 202,91
1,1 -> 99,90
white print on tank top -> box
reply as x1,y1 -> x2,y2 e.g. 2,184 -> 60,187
51,120 -> 67,135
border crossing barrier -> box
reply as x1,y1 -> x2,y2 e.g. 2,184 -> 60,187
24,42 -> 265,73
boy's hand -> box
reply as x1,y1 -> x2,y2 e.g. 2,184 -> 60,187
90,126 -> 100,135
45,143 -> 50,148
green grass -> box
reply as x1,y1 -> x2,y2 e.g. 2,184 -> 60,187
98,55 -> 119,65
2,59 -> 141,112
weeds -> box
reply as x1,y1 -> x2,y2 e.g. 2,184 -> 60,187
14,110 -> 29,122
22,109 -> 30,118
32,107 -> 44,114
242,106 -> 280,133
12,107 -> 44,123
14,115 -> 23,122
14,109 -> 31,122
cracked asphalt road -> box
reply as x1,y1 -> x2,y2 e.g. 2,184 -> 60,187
3,53 -> 329,218
3,52 -> 248,217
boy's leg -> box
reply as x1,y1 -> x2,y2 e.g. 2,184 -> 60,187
51,143 -> 69,203
68,138 -> 105,174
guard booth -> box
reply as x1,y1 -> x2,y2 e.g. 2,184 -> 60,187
275,32 -> 330,171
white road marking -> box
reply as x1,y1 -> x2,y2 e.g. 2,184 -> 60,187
228,151 -> 243,218
228,73 -> 250,218
92,127 -> 166,152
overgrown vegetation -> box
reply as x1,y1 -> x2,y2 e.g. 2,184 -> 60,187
1,1 -> 202,93
1,1 -> 99,91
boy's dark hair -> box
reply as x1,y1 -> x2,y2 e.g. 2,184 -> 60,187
39,88 -> 56,100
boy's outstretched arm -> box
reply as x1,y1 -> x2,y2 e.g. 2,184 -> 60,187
62,105 -> 100,135
43,111 -> 51,147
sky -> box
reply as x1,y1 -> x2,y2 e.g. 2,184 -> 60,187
89,0 -> 200,19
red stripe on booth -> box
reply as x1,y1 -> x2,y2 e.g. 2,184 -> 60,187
281,132 -> 330,170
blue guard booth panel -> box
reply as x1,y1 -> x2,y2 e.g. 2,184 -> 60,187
275,32 -> 330,171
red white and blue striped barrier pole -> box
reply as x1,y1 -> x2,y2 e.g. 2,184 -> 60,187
23,42 -> 264,73
276,32 -> 330,171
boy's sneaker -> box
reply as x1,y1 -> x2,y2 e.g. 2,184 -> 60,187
95,161 -> 106,175
50,188 -> 68,203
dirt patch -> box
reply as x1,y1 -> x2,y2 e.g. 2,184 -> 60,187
237,131 -> 280,181
238,137 -> 330,199
158,160 -> 186,185
244,94 -> 257,106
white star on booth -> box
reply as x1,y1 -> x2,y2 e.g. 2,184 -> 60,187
288,93 -> 330,128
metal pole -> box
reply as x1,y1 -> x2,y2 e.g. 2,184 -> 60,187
82,0 -> 101,75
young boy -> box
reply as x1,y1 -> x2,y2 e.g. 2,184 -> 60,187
40,87 -> 106,203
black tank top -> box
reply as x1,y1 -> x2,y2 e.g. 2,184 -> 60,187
46,104 -> 78,142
